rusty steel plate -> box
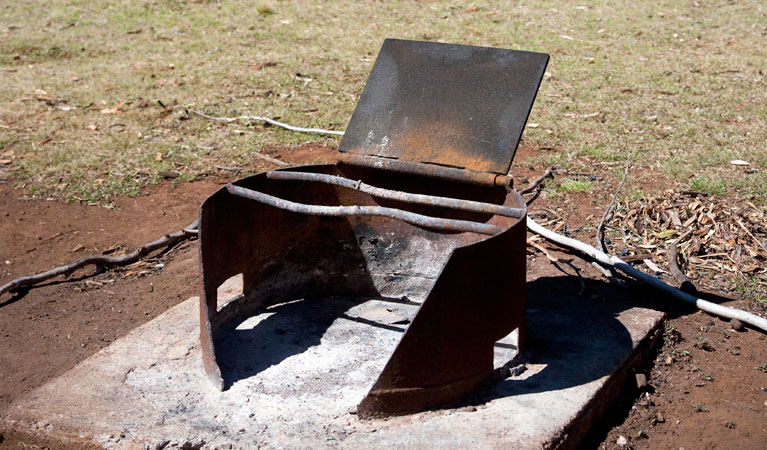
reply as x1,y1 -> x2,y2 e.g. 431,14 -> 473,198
339,39 -> 549,175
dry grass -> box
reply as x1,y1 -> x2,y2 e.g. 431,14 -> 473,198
1,0 -> 765,205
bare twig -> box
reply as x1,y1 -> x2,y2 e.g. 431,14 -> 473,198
736,219 -> 767,253
519,167 -> 554,195
597,153 -> 631,253
0,220 -> 199,298
527,217 -> 767,333
528,239 -> 585,294
252,152 -> 290,167
561,259 -> 586,295
592,153 -> 631,284
267,170 -> 525,218
187,109 -> 345,136
226,184 -> 502,235
528,240 -> 559,262
668,242 -> 696,293
215,166 -> 242,176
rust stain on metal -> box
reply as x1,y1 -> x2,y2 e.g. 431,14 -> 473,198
197,38 -> 548,418
339,39 -> 549,176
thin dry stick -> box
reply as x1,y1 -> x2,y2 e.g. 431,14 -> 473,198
0,220 -> 199,298
252,152 -> 290,167
528,240 -> 559,263
528,237 -> 586,293
188,109 -> 345,136
736,219 -> 767,253
519,167 -> 554,195
597,153 -> 631,253
226,184 -> 502,235
527,216 -> 767,333
560,259 -> 586,296
592,154 -> 631,283
267,171 -> 525,218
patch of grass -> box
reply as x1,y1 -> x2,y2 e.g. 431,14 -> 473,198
556,178 -> 592,193
256,4 -> 275,16
689,176 -> 726,196
64,174 -> 147,208
693,402 -> 709,413
1,0 -> 766,204
756,363 -> 767,373
0,40 -> 80,64
620,185 -> 647,203
735,276 -> 767,303
578,143 -> 624,162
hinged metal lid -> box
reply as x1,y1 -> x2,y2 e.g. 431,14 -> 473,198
339,39 -> 549,176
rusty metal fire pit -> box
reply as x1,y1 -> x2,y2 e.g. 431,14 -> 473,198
198,39 -> 548,418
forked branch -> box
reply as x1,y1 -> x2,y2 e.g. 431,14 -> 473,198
0,220 -> 199,298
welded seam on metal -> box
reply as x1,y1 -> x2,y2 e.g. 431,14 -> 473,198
266,171 -> 525,219
226,184 -> 503,235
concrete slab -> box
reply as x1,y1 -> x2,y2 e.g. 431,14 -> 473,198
2,276 -> 664,449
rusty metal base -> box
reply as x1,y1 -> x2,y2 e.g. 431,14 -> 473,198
198,164 -> 527,417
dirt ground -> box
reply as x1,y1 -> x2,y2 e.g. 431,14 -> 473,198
1,144 -> 766,449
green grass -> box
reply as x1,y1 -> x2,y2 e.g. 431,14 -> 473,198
689,175 -> 726,195
693,402 -> 709,413
256,4 -> 275,16
556,178 -> 592,193
0,0 -> 766,204
737,276 -> 767,304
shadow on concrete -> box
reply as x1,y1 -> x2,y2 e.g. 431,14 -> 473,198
484,276 -> 637,400
215,296 -> 367,388
215,294 -> 423,388
213,273 -> 664,402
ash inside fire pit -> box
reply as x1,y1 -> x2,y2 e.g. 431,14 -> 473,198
213,275 -> 519,402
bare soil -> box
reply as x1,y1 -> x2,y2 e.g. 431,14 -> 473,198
1,144 -> 766,449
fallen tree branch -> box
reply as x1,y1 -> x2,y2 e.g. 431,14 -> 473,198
227,184 -> 502,235
667,242 -> 696,293
0,220 -> 199,298
519,167 -> 554,195
187,108 -> 345,136
527,216 -> 767,333
267,170 -> 525,218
